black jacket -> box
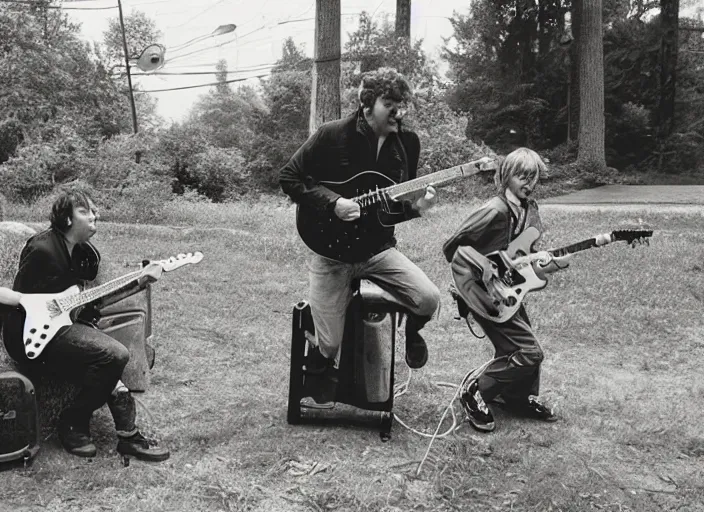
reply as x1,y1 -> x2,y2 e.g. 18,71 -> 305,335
2,228 -> 100,362
280,108 -> 422,259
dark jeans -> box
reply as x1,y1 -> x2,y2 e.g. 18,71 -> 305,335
472,306 -> 543,404
26,323 -> 132,429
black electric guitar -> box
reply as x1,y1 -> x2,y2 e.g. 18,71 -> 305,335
18,252 -> 203,359
452,227 -> 653,322
297,156 -> 497,262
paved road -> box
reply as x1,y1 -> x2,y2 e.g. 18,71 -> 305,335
541,185 -> 704,205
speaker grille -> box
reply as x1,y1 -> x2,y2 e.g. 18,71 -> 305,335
0,376 -> 32,454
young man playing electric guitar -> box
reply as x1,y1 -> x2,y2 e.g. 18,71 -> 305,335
280,68 -> 441,404
2,187 -> 170,461
443,148 -> 570,433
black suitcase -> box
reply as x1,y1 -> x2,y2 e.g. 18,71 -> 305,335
0,371 -> 40,468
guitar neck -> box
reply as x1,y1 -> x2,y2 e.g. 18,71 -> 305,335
376,163 -> 482,201
549,233 -> 616,257
56,270 -> 143,312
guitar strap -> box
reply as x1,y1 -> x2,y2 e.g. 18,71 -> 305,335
395,132 -> 410,184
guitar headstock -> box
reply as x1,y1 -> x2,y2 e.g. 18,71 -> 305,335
146,251 -> 204,272
474,155 -> 498,172
612,229 -> 653,247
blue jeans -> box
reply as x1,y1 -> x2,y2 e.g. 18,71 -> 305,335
307,248 -> 440,360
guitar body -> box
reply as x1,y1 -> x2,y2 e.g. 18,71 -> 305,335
453,227 -> 548,323
19,286 -> 79,359
296,171 -> 405,263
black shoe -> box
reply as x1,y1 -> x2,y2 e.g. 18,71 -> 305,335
459,381 -> 495,433
305,345 -> 336,376
304,345 -> 338,404
58,413 -> 97,458
514,396 -> 557,422
117,432 -> 170,462
405,327 -> 428,369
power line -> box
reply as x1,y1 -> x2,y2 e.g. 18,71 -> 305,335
0,0 -> 117,9
135,72 -> 270,93
170,0 -> 236,29
130,63 -> 277,76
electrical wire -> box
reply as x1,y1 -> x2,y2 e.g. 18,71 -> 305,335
0,0 -> 118,9
134,72 -> 269,93
130,63 -> 277,76
169,0 -> 236,29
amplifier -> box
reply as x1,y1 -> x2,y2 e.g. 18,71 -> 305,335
0,371 -> 40,468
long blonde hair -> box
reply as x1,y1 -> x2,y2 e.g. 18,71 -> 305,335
494,147 -> 546,192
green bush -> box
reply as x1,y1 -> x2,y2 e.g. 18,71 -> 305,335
188,146 -> 248,202
0,230 -> 28,284
0,127 -> 87,202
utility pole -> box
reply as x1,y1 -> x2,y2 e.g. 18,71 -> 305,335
395,0 -> 411,43
309,0 -> 341,134
117,0 -> 141,162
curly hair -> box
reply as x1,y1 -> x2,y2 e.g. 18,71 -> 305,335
50,187 -> 95,233
493,147 -> 546,193
358,67 -> 413,110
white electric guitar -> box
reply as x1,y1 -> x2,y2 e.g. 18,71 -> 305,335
452,227 -> 652,322
18,252 -> 204,359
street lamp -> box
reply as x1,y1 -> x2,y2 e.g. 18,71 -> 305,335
169,24 -> 237,53
116,0 -> 236,160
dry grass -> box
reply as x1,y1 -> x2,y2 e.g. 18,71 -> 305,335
1,198 -> 704,512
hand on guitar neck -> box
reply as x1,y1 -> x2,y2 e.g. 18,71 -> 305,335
412,185 -> 437,212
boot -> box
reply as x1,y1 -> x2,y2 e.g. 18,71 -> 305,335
109,389 -> 169,462
405,315 -> 430,369
58,410 -> 97,458
117,431 -> 170,462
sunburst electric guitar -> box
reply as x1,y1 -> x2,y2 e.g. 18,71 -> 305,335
18,252 -> 204,359
296,156 -> 497,262
453,227 -> 653,323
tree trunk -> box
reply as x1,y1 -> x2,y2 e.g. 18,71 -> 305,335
568,0 -> 581,142
395,0 -> 411,44
309,0 -> 341,134
576,0 -> 605,168
515,0 -> 537,82
657,0 -> 680,139
538,0 -> 550,57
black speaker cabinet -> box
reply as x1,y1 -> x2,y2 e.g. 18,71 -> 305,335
0,371 -> 40,468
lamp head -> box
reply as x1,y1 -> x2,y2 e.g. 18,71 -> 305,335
135,44 -> 166,72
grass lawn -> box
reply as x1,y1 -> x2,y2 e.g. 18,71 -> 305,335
1,199 -> 704,512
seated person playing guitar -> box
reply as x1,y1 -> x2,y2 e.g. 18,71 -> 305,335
280,67 -> 440,403
442,148 -> 570,433
2,187 -> 169,461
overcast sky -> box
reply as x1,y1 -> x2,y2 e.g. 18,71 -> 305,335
65,0 -> 473,123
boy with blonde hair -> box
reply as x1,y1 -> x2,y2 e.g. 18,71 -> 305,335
443,147 -> 569,432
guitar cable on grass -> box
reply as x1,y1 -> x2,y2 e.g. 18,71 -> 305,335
392,357 -> 506,476
391,306 -> 504,476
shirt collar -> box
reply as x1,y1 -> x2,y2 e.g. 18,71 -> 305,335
505,188 -> 522,209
